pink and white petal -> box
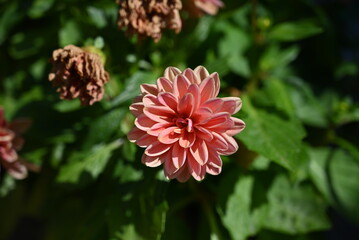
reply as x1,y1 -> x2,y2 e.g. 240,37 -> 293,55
164,154 -> 180,176
143,105 -> 175,123
218,134 -> 239,155
129,102 -> 144,116
132,95 -> 143,104
189,139 -> 208,165
219,97 -> 242,114
158,92 -> 178,111
175,165 -> 191,182
177,93 -> 194,117
183,68 -> 200,84
209,72 -> 220,97
173,75 -> 190,99
140,84 -> 158,95
194,66 -> 210,81
145,141 -> 172,156
157,77 -> 173,92
199,77 -> 215,104
226,117 -> 246,136
136,134 -> 158,147
192,107 -> 212,124
206,151 -> 222,175
148,122 -> 174,136
207,132 -> 228,151
172,142 -> 186,168
135,114 -> 157,131
205,112 -> 230,129
158,126 -> 180,144
188,153 -> 202,179
141,154 -> 164,167
164,67 -> 181,82
194,126 -> 213,141
142,95 -> 160,107
201,98 -> 223,113
4,161 -> 28,180
179,131 -> 196,148
127,127 -> 146,142
187,84 -> 200,112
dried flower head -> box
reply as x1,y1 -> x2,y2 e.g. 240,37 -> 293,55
116,0 -> 182,42
128,66 -> 245,182
0,108 -> 36,179
49,45 -> 109,106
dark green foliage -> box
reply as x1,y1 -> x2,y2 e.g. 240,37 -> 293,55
0,0 -> 358,239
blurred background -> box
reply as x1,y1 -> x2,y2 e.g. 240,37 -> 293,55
0,0 -> 358,239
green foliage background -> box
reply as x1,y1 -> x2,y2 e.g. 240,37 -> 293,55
0,0 -> 359,239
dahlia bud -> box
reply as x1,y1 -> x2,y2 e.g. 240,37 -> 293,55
49,45 -> 109,106
116,0 -> 182,42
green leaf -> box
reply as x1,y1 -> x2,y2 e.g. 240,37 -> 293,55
28,0 -> 55,19
237,95 -> 308,171
269,19 -> 323,42
264,175 -> 330,234
87,6 -> 107,28
309,147 -> 359,224
57,140 -> 123,183
59,20 -> 82,47
219,175 -> 263,240
111,71 -> 156,107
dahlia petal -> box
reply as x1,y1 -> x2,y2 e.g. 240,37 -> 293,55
226,117 -> 246,136
175,165 -> 191,182
183,68 -> 200,84
141,154 -> 163,167
132,95 -> 143,104
129,102 -> 144,116
189,139 -> 208,165
173,75 -> 190,99
172,142 -> 186,168
140,84 -> 158,95
137,134 -> 158,147
194,66 -> 210,81
3,161 -> 28,180
143,106 -> 175,123
220,97 -> 242,114
157,77 -> 173,92
179,131 -> 196,148
199,77 -> 215,104
206,151 -> 222,175
192,107 -> 212,124
135,114 -> 157,131
148,122 -> 174,136
205,112 -> 230,129
158,92 -> 178,111
187,84 -> 200,112
202,98 -> 223,113
195,126 -> 213,141
164,154 -> 180,176
145,141 -> 172,156
207,132 -> 228,150
164,67 -> 181,82
218,134 -> 238,155
178,93 -> 194,117
127,127 -> 145,142
158,126 -> 180,144
209,72 -> 220,97
142,95 -> 160,107
188,153 -> 202,178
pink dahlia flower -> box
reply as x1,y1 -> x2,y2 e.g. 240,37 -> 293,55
0,108 -> 37,179
128,66 -> 245,182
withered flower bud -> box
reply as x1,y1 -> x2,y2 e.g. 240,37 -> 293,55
185,0 -> 223,17
116,0 -> 182,42
49,45 -> 109,106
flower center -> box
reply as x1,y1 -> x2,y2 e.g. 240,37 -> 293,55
174,118 -> 193,133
